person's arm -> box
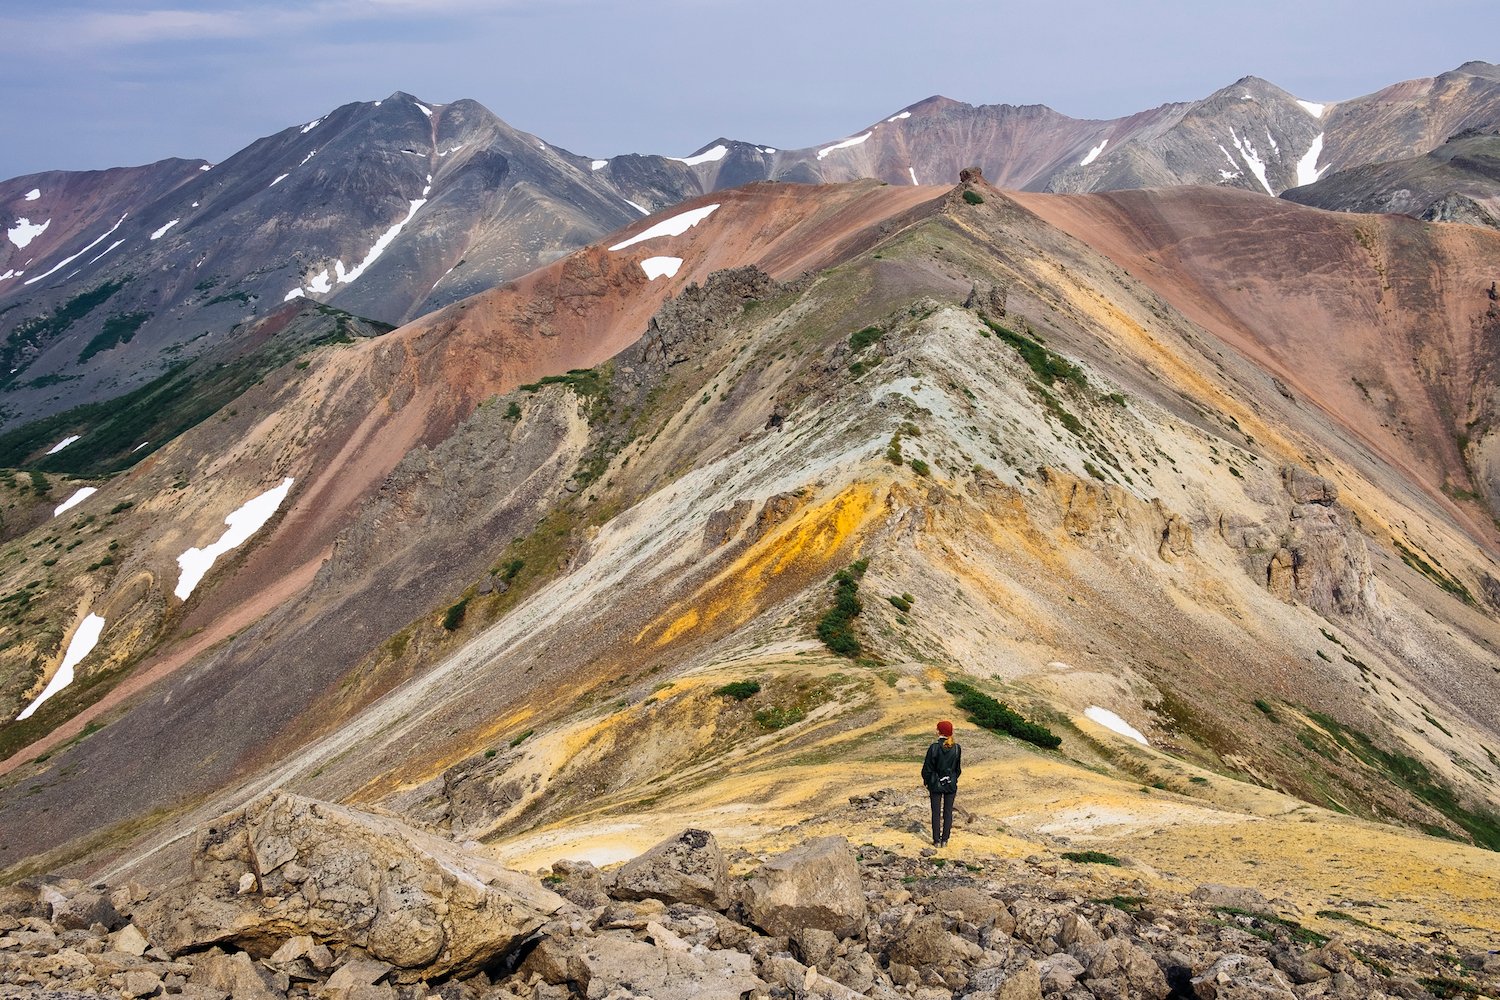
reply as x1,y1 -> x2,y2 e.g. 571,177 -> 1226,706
955,744 -> 962,782
921,744 -> 934,787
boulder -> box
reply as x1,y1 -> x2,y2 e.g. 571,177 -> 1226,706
136,791 -> 563,978
1191,953 -> 1297,999
609,829 -> 730,910
1083,937 -> 1169,999
522,932 -> 762,1000
742,836 -> 867,940
109,924 -> 151,957
189,951 -> 282,1000
1282,466 -> 1337,505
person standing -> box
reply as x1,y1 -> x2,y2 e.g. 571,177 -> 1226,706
921,719 -> 962,847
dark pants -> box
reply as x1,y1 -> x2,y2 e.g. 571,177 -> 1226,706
929,790 -> 955,844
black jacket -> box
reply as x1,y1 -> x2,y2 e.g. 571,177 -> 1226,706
921,739 -> 962,794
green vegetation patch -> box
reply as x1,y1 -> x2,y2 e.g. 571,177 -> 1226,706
1393,540 -> 1474,605
980,315 -> 1084,389
1306,710 -> 1500,851
2,278 -> 130,383
816,559 -> 868,658
944,679 -> 1061,749
1061,850 -> 1121,866
848,326 -> 883,354
441,596 -> 470,631
1212,907 -> 1330,946
78,311 -> 152,364
1095,895 -> 1146,913
714,680 -> 761,701
962,190 -> 986,205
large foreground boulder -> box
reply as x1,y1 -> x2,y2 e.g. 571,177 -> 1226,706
136,791 -> 564,977
742,835 -> 866,939
609,828 -> 731,909
523,933 -> 763,1000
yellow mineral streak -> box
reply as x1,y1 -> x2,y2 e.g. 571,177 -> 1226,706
637,483 -> 879,647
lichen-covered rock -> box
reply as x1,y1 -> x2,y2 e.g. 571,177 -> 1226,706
135,792 -> 563,978
742,836 -> 867,940
1191,953 -> 1297,999
608,828 -> 730,910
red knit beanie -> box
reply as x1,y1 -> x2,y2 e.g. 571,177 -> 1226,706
937,720 -> 954,738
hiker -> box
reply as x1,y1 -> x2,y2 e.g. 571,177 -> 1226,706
921,719 -> 962,847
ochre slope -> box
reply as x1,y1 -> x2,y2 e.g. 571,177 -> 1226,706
1013,185 -> 1500,547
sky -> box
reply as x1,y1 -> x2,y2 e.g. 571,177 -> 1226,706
1,0 -> 1496,180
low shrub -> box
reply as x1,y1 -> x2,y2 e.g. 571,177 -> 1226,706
944,679 -> 1061,749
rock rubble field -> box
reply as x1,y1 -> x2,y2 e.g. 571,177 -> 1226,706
2,792 -> 1495,1000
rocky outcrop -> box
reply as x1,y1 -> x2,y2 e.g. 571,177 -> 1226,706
741,836 -> 867,940
609,828 -> 731,909
135,791 -> 563,978
4,806 -> 1493,1000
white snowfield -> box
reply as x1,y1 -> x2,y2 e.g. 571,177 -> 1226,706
307,269 -> 332,294
7,217 -> 49,249
46,434 -> 81,455
175,477 -> 295,601
16,613 -> 106,721
1229,129 -> 1274,195
199,164 -> 212,171
670,144 -> 728,166
1296,134 -> 1326,187
300,149 -> 317,166
336,189 -> 430,287
639,256 -> 683,280
150,219 -> 179,240
24,188 -> 40,201
415,102 -> 433,118
0,270 -> 19,281
909,166 -> 919,186
624,199 -> 650,216
591,159 -> 608,170
270,173 -> 289,187
1296,100 -> 1327,118
1084,706 -> 1149,745
283,288 -> 306,301
300,117 -> 323,134
53,487 -> 97,517
609,204 -> 719,251
817,132 -> 871,160
887,111 -> 912,122
87,240 -> 125,267
1079,138 -> 1108,167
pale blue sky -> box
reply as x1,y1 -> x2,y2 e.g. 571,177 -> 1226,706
1,0 -> 1495,179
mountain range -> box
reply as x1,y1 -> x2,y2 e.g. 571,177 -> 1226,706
4,62 -> 1500,434
0,59 -> 1498,982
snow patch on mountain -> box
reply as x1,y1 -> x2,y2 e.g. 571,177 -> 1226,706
87,239 -> 124,266
438,144 -> 466,157
415,102 -> 433,118
174,478 -> 294,601
591,159 -> 608,170
1079,139 -> 1108,167
53,487 -> 97,517
199,164 -> 212,171
284,287 -> 305,302
24,188 -> 40,201
150,219 -> 179,240
300,118 -> 323,134
640,256 -> 683,280
307,269 -> 332,294
15,613 -> 106,721
1296,133 -> 1326,187
1085,706 -> 1148,745
270,174 -> 289,187
8,218 -> 50,248
909,167 -> 919,186
300,149 -> 317,166
817,132 -> 871,160
1296,100 -> 1326,118
45,435 -> 80,455
336,194 -> 428,286
887,111 -> 911,122
625,200 -> 650,216
670,145 -> 728,166
1229,129 -> 1274,195
0,270 -> 19,281
609,204 -> 719,251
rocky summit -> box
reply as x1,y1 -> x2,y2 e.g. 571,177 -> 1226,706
4,791 -> 1496,1000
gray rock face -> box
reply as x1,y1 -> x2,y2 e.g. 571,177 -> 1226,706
521,933 -> 762,1000
609,828 -> 731,910
135,791 -> 563,977
742,835 -> 867,940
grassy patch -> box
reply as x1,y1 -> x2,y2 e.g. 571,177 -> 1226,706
816,559 -> 868,658
2,278 -> 130,383
888,593 -> 914,613
508,729 -> 534,748
848,326 -> 883,354
1394,540 -> 1474,605
1095,895 -> 1146,913
944,679 -> 1061,749
441,596 -> 470,631
962,190 -> 985,205
1212,907 -> 1329,946
714,680 -> 761,701
1307,710 -> 1500,850
980,315 -> 1084,389
1061,850 -> 1121,866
